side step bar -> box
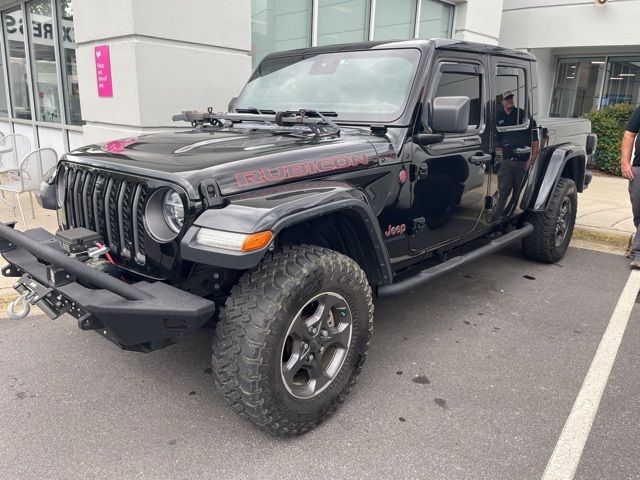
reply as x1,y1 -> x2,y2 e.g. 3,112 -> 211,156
378,223 -> 534,298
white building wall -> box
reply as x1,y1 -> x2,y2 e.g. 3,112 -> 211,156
74,0 -> 252,145
453,0 -> 504,45
500,0 -> 640,50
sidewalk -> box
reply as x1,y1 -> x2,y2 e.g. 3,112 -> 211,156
0,173 -> 634,305
573,173 -> 635,253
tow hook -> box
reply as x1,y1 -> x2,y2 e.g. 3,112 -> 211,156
7,275 -> 70,321
7,291 -> 34,320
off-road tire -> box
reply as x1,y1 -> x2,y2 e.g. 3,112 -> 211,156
522,177 -> 577,263
211,245 -> 374,436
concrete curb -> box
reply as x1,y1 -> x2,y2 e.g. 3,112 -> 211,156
572,225 -> 633,251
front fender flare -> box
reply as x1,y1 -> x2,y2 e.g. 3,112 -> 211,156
180,181 -> 393,284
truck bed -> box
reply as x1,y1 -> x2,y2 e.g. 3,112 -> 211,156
539,117 -> 591,149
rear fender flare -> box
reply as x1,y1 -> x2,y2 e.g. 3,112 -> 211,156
523,144 -> 586,212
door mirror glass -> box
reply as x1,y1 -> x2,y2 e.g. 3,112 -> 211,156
431,96 -> 470,134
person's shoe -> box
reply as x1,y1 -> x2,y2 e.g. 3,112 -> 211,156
630,258 -> 640,269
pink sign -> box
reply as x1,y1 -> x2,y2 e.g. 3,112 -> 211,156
94,45 -> 113,97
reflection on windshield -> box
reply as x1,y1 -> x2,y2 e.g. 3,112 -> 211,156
236,49 -> 421,123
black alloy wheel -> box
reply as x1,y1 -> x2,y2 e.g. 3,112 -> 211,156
281,292 -> 353,399
555,196 -> 572,247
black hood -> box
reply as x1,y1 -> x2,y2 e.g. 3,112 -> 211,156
65,127 -> 395,198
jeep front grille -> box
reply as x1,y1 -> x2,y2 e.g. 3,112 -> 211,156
60,163 -> 148,266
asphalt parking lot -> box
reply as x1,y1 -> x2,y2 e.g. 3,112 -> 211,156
1,244 -> 638,480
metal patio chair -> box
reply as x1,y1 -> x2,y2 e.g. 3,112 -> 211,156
0,133 -> 31,175
0,148 -> 58,228
0,133 -> 32,215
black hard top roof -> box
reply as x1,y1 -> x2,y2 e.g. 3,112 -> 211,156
261,38 -> 536,62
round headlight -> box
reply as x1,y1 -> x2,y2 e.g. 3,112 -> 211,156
162,189 -> 185,233
144,187 -> 186,243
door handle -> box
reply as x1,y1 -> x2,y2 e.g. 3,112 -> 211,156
469,152 -> 492,165
514,146 -> 532,157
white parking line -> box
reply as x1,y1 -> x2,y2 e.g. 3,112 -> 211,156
542,269 -> 640,480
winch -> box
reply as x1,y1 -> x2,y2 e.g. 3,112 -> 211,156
6,227 -> 120,320
52,227 -> 121,282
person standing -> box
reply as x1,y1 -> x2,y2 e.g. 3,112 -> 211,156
621,105 -> 640,268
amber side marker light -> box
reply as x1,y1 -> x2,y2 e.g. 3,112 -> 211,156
241,231 -> 273,252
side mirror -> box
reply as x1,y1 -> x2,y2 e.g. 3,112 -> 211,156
36,182 -> 57,210
228,96 -> 238,113
431,96 -> 470,134
586,133 -> 597,156
413,133 -> 445,147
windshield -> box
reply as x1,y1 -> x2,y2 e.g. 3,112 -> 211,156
235,49 -> 421,123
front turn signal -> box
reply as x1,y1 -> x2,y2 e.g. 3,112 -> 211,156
241,231 -> 273,252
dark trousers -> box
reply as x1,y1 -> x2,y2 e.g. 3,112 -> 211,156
629,166 -> 640,257
493,159 -> 527,220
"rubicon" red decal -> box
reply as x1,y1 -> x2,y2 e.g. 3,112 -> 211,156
235,153 -> 369,186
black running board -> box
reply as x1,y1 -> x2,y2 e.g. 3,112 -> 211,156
377,223 -> 534,297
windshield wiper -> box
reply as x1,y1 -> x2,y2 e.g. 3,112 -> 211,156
236,107 -> 338,118
235,107 -> 276,115
172,107 -> 340,138
274,109 -> 340,137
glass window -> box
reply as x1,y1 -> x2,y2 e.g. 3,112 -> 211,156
317,0 -> 368,46
418,0 -> 454,39
27,0 -> 61,123
58,0 -> 82,125
373,0 -> 414,41
601,56 -> 640,108
3,7 -> 32,120
434,71 -> 482,129
251,0 -> 312,69
495,67 -> 527,128
0,40 -> 8,116
236,48 -> 421,123
550,58 -> 606,118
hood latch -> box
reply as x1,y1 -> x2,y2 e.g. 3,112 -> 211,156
200,179 -> 224,208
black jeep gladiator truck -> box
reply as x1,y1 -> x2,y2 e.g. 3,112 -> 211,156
0,39 -> 596,436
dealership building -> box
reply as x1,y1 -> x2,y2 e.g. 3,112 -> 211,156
0,0 -> 638,157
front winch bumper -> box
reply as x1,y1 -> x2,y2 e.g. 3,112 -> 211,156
0,223 -> 216,351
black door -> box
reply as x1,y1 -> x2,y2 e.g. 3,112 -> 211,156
409,55 -> 492,252
487,57 -> 538,223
